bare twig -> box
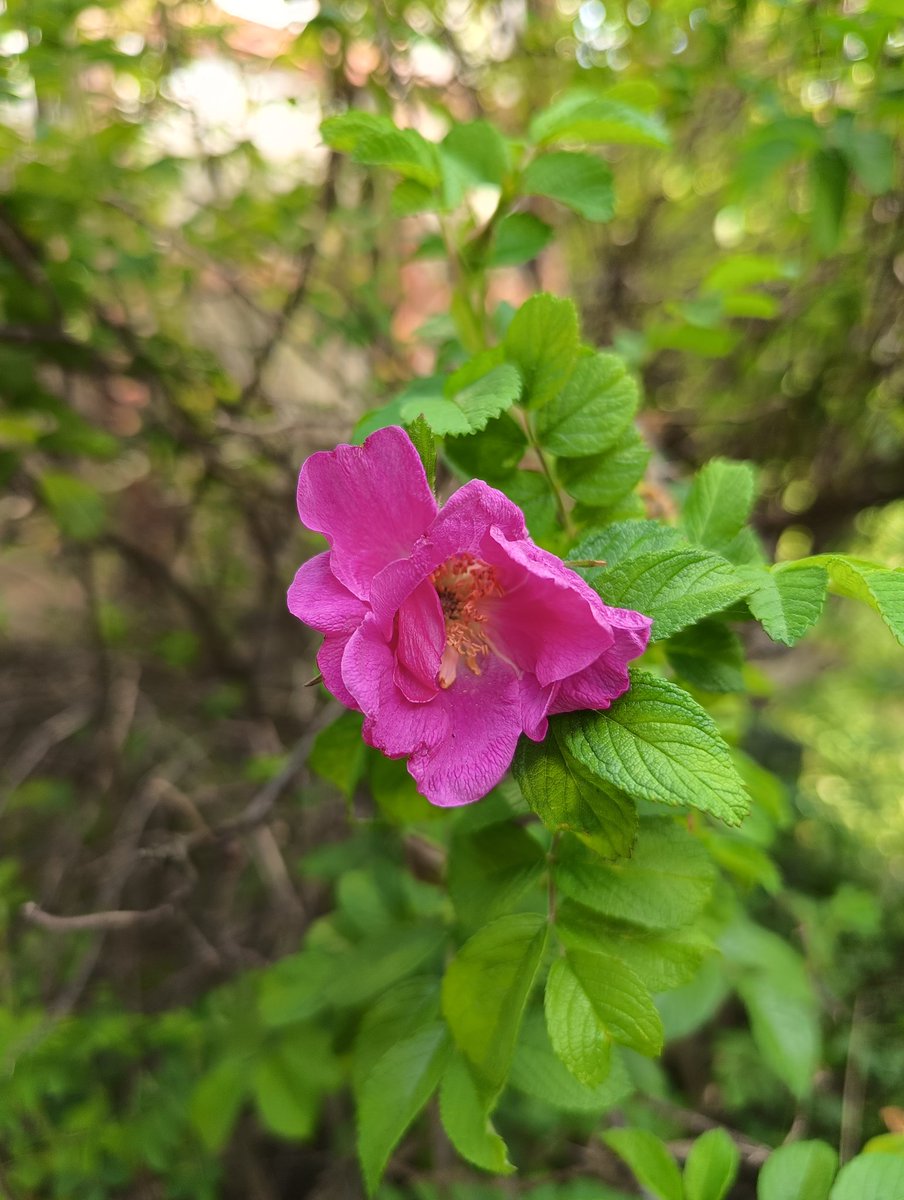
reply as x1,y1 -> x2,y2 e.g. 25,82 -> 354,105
21,900 -> 179,933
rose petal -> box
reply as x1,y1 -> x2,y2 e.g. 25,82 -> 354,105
408,655 -> 524,807
394,579 -> 444,704
288,552 -> 367,634
482,530 -> 614,686
296,426 -> 437,601
369,479 -> 528,638
550,605 -> 652,713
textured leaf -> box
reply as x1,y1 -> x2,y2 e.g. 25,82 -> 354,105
489,212 -> 554,267
536,352 -> 638,458
665,620 -> 745,693
559,673 -> 750,826
757,1140 -> 838,1200
554,818 -> 714,931
442,913 -> 548,1090
445,412 -> 527,480
404,414 -> 436,491
569,519 -> 687,570
830,1153 -> 904,1200
603,1128 -> 684,1200
597,548 -> 752,641
531,92 -> 670,148
558,427 -> 650,507
357,1023 -> 450,1194
545,958 -> 613,1087
439,1053 -> 513,1174
744,564 -> 828,645
558,903 -> 713,993
684,1127 -> 740,1200
447,821 -> 545,927
548,950 -> 663,1077
509,1010 -> 633,1113
513,728 -> 638,860
522,151 -> 615,221
683,458 -> 758,553
504,294 -> 579,409
412,362 -> 522,435
797,554 -> 904,646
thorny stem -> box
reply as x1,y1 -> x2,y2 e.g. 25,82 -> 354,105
513,406 -> 577,539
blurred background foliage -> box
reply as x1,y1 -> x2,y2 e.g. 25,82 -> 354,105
0,0 -> 902,1196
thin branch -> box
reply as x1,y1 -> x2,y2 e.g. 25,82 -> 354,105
21,900 -> 178,933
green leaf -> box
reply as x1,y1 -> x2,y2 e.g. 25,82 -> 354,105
835,125 -> 895,195
536,352 -> 638,458
259,926 -> 444,1027
722,920 -> 821,1098
558,426 -> 650,507
504,294 -> 579,409
530,92 -> 670,148
554,818 -> 714,932
829,1153 -> 904,1200
440,119 -> 508,196
558,904 -> 713,993
441,913 -> 548,1091
501,470 -> 560,541
703,254 -> 796,293
252,1028 -> 336,1141
522,151 -> 615,222
322,113 -> 441,187
682,458 -> 758,553
489,213 -> 554,267
684,1128 -> 740,1200
547,949 -> 663,1078
545,958 -> 612,1087
568,520 -> 687,573
559,673 -> 749,825
447,821 -> 545,927
309,711 -> 366,799
352,977 -> 441,1096
809,148 -> 848,254
757,1140 -> 838,1200
509,1010 -> 634,1113
603,1128 -> 684,1200
190,1056 -> 249,1152
444,412 -> 527,481
404,414 -> 437,491
357,1023 -> 450,1194
597,548 -> 752,641
414,359 -> 522,436
665,621 -> 745,694
789,555 -> 904,647
439,1053 -> 514,1174
743,564 -> 828,646
513,728 -> 637,860
39,472 -> 106,540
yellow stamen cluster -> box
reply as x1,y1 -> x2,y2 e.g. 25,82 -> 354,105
431,554 -> 503,687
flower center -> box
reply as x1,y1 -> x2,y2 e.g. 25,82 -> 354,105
431,553 -> 503,688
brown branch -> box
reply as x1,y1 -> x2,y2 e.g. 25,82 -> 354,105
21,900 -> 178,933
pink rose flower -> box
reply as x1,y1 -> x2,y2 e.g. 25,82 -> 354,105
288,426 -> 652,807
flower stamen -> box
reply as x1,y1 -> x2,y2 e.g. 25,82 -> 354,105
431,554 -> 503,687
